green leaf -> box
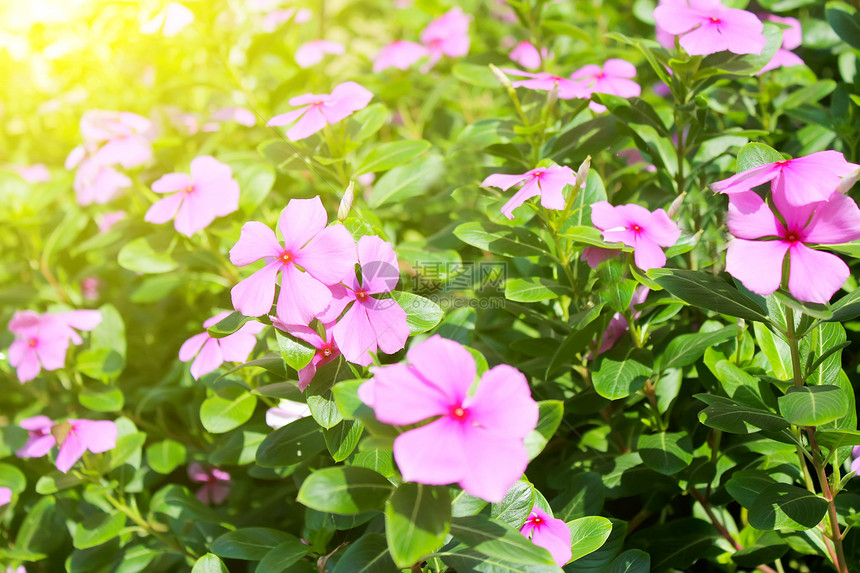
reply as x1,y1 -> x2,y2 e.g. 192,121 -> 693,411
815,429 -> 860,451
207,312 -> 256,338
272,329 -> 315,371
731,532 -> 789,568
604,549 -> 651,573
306,359 -> 347,429
191,554 -> 229,573
369,154 -> 445,207
439,548 -> 562,572
827,1 -> 860,51
73,512 -> 126,549
211,528 -> 298,560
504,277 -> 567,303
454,221 -> 548,257
389,291 -> 443,335
324,419 -> 364,462
569,516 -> 613,561
696,394 -> 789,433
255,539 -> 311,573
829,288 -> 860,322
551,472 -> 605,521
490,480 -> 535,528
637,432 -> 694,475
654,269 -> 769,322
298,466 -> 393,515
256,416 -> 325,467
349,104 -> 389,142
736,142 -> 783,172
657,326 -> 736,371
358,140 -> 431,175
384,483 -> 451,568
200,387 -> 257,434
146,439 -> 187,474
0,463 -> 26,494
117,236 -> 178,274
35,472 -> 85,495
778,385 -> 849,426
332,533 -> 398,573
748,484 -> 829,531
592,347 -> 653,400
451,515 -> 556,565
524,400 -> 564,459
78,386 -> 125,412
453,62 -> 506,88
726,470 -> 779,509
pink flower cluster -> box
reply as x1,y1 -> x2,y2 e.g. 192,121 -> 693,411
267,81 -> 373,141
654,0 -> 766,56
145,155 -> 241,236
501,59 -> 641,109
373,7 -> 471,73
178,197 -> 407,384
7,310 -> 102,383
17,416 -> 117,473
359,336 -> 538,502
712,151 -> 860,303
66,111 -> 155,206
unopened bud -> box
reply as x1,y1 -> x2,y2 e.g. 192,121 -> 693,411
575,156 -> 591,189
835,167 -> 860,195
667,191 -> 686,219
489,63 -> 513,91
337,181 -> 354,222
546,82 -> 558,110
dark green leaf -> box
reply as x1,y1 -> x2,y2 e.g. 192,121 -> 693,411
211,528 -> 298,561
384,483 -> 451,567
592,347 -> 653,400
748,484 -> 829,530
637,432 -> 694,475
256,416 -> 326,467
297,466 -> 393,515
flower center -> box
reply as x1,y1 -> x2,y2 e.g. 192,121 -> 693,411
709,16 -> 720,23
355,289 -> 369,301
785,231 -> 801,243
450,405 -> 468,420
532,517 -> 543,525
183,185 -> 194,194
279,251 -> 294,264
630,224 -> 642,233
321,345 -> 333,357
28,337 -> 38,347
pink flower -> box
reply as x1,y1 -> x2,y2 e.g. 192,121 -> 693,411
96,210 -> 127,232
140,2 -> 194,37
81,277 -> 100,301
500,69 -> 591,99
725,190 -> 860,303
188,463 -> 231,505
520,507 -> 572,566
373,41 -> 429,73
618,148 -> 657,172
267,81 -> 373,141
329,235 -> 408,366
179,312 -> 265,379
654,0 -> 766,56
591,202 -> 681,271
53,419 -> 118,473
16,416 -> 56,459
262,7 -> 312,32
509,41 -> 544,70
593,286 -> 650,356
145,156 -> 240,236
758,15 -> 803,75
72,159 -> 132,205
266,399 -> 311,429
481,165 -> 577,220
273,320 -> 339,390
229,196 -> 357,323
15,164 -> 51,183
711,150 -> 859,207
295,40 -> 345,68
0,487 -> 11,507
79,110 -> 154,169
851,446 -> 860,476
8,310 -> 102,383
210,107 -> 257,126
582,247 -> 623,269
359,336 -> 539,502
420,7 -> 471,69
570,59 -> 641,113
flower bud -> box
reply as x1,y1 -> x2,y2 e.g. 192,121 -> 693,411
667,191 -> 686,219
489,63 -> 513,90
337,181 -> 355,222
835,167 -> 860,195
575,155 -> 591,189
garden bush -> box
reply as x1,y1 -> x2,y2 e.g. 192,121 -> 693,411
2,0 -> 860,571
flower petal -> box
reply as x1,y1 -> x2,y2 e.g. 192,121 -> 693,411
230,221 -> 282,267
278,196 -> 328,252
297,224 -> 357,285
458,429 -> 530,503
179,332 -> 209,362
152,172 -> 192,193
393,417 -> 469,486
276,264 -> 333,325
73,420 -> 118,453
145,193 -> 185,225
406,335 -> 476,405
231,260 -> 282,317
56,433 -> 88,473
370,362 -> 452,425
787,244 -> 850,304
357,235 -> 399,294
725,239 -> 789,296
469,364 -> 538,438
190,338 -> 224,379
